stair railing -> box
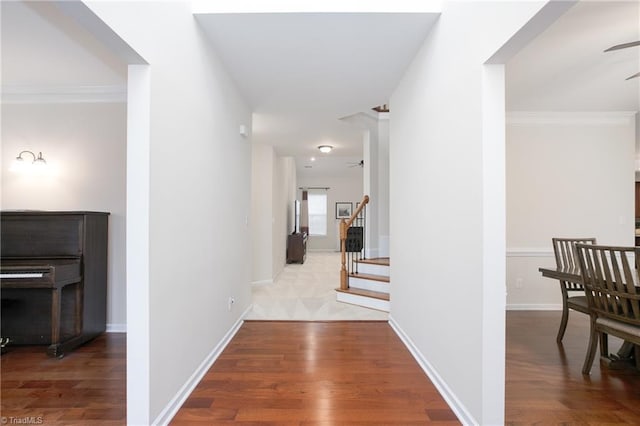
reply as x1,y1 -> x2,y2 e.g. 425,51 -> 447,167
340,195 -> 369,290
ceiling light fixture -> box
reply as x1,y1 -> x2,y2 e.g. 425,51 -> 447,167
318,145 -> 333,154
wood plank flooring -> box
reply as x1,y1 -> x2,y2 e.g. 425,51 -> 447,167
171,321 -> 459,425
1,333 -> 126,425
506,311 -> 640,424
2,312 -> 640,424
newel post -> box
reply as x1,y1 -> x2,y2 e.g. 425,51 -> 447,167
340,218 -> 348,290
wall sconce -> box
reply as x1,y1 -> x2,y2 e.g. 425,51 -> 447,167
318,145 -> 333,153
17,150 -> 47,165
11,150 -> 48,172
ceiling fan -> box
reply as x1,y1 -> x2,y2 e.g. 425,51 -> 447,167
604,41 -> 640,80
348,160 -> 364,168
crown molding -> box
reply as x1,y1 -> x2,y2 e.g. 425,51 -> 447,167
506,111 -> 637,126
1,85 -> 127,104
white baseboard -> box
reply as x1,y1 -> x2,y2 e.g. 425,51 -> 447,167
388,315 -> 476,426
251,279 -> 273,285
106,323 -> 126,333
153,304 -> 252,425
506,304 -> 561,311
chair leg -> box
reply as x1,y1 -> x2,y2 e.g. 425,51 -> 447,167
599,333 -> 608,358
557,297 -> 569,343
582,319 -> 599,375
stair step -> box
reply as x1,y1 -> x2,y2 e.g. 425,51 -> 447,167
348,276 -> 389,294
335,287 -> 390,312
356,257 -> 390,266
337,287 -> 390,301
348,272 -> 389,283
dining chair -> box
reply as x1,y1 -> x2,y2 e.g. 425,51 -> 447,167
551,237 -> 597,342
575,243 -> 640,375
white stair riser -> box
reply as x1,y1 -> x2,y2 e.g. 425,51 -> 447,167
336,292 -> 390,312
354,263 -> 389,276
349,276 -> 389,294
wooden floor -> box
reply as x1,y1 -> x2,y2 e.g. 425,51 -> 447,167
0,333 -> 126,425
2,313 -> 640,424
171,321 -> 459,425
506,311 -> 640,424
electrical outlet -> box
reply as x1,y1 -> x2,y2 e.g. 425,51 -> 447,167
228,297 -> 235,311
515,278 -> 523,289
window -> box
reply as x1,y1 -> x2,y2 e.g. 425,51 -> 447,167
307,192 -> 327,236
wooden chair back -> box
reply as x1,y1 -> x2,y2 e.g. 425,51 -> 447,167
575,244 -> 640,327
552,237 -> 596,290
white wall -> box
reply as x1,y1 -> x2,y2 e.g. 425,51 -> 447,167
1,102 -> 127,330
506,112 -> 636,309
377,115 -> 390,257
297,175 -> 364,251
250,147 -> 295,283
389,2 -> 546,424
251,143 -> 275,283
84,2 -> 252,424
273,156 -> 296,276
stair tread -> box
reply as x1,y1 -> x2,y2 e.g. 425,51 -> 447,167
335,287 -> 390,301
348,272 -> 389,283
356,257 -> 390,266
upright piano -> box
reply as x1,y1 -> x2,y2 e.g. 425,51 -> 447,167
1,211 -> 109,357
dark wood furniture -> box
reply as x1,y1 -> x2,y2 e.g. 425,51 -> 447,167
551,237 -> 596,342
540,260 -> 640,372
575,243 -> 640,374
0,211 -> 109,357
635,181 -> 640,218
286,232 -> 307,264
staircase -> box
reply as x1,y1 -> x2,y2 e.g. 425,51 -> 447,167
335,257 -> 390,312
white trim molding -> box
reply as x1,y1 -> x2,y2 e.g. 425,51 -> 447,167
153,304 -> 252,426
507,303 -> 561,311
389,316 -> 476,426
1,85 -> 127,104
506,248 -> 553,257
106,323 -> 127,333
506,111 -> 637,126
251,279 -> 273,285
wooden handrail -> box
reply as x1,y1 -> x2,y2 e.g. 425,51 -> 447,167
340,195 -> 369,290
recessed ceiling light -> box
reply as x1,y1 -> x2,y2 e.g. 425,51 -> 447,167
318,145 -> 333,153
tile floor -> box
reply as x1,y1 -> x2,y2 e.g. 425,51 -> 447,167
245,251 -> 389,321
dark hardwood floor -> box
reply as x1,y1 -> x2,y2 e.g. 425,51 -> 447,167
506,311 -> 640,424
1,333 -> 126,425
2,313 -> 640,425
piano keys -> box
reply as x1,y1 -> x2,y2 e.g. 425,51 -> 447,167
1,211 -> 109,357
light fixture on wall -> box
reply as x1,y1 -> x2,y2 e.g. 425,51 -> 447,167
11,150 -> 48,172
16,150 -> 47,166
318,145 -> 333,154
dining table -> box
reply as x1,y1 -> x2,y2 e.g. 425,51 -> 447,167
539,265 -> 638,370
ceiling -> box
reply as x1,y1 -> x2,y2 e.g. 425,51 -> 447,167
2,1 -> 638,177
194,13 -> 439,177
506,0 -> 639,111
0,1 -> 126,88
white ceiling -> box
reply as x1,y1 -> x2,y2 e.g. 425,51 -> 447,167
506,0 -> 639,111
1,1 -> 126,88
2,1 -> 638,178
194,13 -> 439,177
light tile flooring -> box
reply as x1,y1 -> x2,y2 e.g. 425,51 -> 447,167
246,251 -> 389,321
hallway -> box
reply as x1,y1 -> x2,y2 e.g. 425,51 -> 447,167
246,252 -> 388,321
